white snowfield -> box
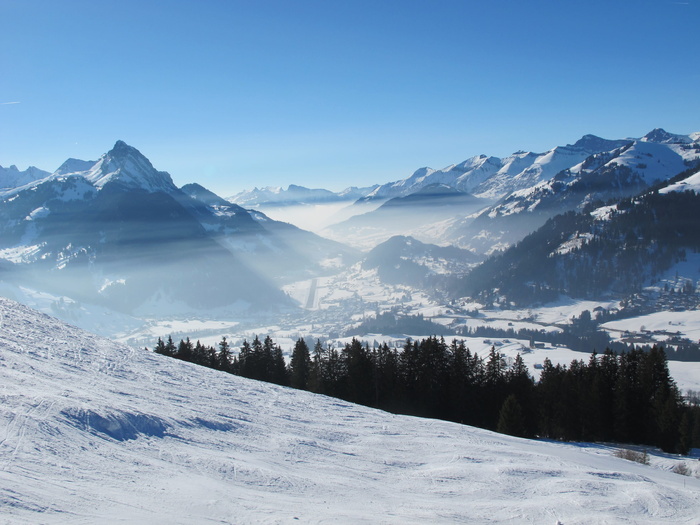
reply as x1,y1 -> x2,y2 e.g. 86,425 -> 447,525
1,298 -> 699,524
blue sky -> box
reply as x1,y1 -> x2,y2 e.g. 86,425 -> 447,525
2,0 -> 699,195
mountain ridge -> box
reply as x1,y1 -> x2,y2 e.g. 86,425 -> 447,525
0,141 -> 357,315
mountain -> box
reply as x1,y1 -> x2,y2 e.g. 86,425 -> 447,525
318,129 -> 699,253
0,164 -> 51,190
363,235 -> 480,289
229,183 -> 377,207
0,141 -> 357,315
361,134 -> 632,203
458,166 -> 700,307
54,157 -> 96,175
642,128 -> 697,145
442,130 -> 700,254
2,296 -> 698,523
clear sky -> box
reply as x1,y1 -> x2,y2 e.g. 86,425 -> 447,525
2,0 -> 699,196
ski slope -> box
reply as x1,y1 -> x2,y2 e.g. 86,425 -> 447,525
1,297 -> 699,524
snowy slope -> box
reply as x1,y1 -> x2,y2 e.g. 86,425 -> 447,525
1,298 -> 699,524
660,170 -> 700,194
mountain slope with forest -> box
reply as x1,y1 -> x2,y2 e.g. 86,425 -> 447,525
458,167 -> 700,307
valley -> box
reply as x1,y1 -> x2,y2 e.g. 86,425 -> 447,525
2,130 -> 700,394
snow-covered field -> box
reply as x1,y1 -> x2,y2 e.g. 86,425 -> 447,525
1,298 -> 700,524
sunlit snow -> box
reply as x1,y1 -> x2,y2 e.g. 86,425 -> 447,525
1,297 -> 700,524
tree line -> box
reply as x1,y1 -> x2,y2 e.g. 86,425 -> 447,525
152,335 -> 697,454
460,189 -> 700,306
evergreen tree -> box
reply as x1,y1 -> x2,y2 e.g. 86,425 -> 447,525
192,340 -> 208,366
175,337 -> 194,362
263,336 -> 277,382
497,394 -> 527,437
238,339 -> 253,378
342,338 -> 373,405
308,339 -> 324,394
217,337 -> 233,372
290,338 -> 312,390
272,344 -> 288,386
154,337 -> 166,355
373,342 -> 399,410
164,335 -> 176,357
504,353 -> 535,437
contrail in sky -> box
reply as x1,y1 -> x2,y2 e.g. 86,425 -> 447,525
1,102 -> 21,105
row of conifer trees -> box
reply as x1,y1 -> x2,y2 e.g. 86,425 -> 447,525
152,335 -> 696,454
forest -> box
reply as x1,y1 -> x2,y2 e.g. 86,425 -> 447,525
151,335 -> 699,455
459,188 -> 700,306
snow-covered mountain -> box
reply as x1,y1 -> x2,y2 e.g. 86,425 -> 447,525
0,164 -> 51,190
2,296 -> 698,523
459,166 -> 700,306
0,141 -> 357,315
363,234 -> 480,289
362,134 -> 632,202
229,183 -> 377,207
441,129 -> 700,254
314,129 -> 698,252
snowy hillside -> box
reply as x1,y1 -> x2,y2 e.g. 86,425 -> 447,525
660,169 -> 700,194
1,297 -> 699,524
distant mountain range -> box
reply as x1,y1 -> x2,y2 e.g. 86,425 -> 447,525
443,130 -> 700,254
316,129 -> 700,253
229,184 -> 377,207
1,128 -> 698,320
0,164 -> 51,189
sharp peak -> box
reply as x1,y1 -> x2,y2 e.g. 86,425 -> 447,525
108,140 -> 142,157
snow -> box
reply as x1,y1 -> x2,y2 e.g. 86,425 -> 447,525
660,170 -> 700,195
590,203 -> 618,221
0,244 -> 45,264
1,297 -> 700,524
604,141 -> 689,185
554,232 -> 594,255
668,361 -> 700,392
602,310 -> 700,343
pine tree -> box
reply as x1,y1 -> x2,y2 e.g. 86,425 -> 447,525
154,337 -> 166,355
343,338 -> 373,405
290,338 -> 312,390
497,394 -> 526,437
505,353 -> 535,437
176,338 -> 194,362
308,339 -> 324,394
217,337 -> 232,372
164,335 -> 176,357
263,336 -> 276,382
272,344 -> 288,386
